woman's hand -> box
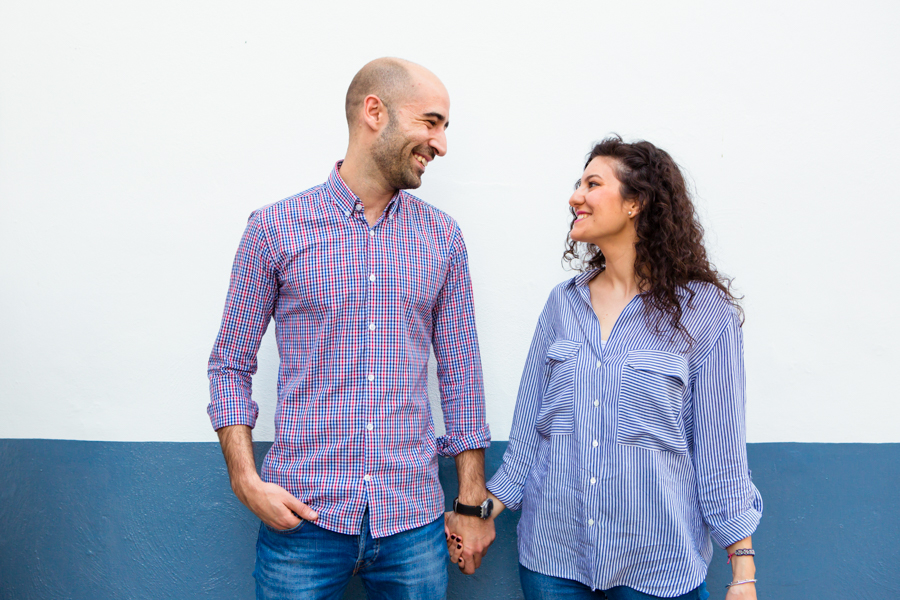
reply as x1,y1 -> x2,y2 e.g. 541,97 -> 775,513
725,581 -> 756,599
444,512 -> 466,567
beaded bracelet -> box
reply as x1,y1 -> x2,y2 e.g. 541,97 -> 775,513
727,548 -> 755,563
725,579 -> 757,589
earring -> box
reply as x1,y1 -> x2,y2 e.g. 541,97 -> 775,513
628,211 -> 633,216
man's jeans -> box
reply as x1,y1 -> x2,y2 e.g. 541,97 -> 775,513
520,565 -> 710,600
254,510 -> 448,600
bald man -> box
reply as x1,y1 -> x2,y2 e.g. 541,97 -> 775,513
208,58 -> 495,599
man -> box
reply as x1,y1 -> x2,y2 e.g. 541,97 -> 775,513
207,58 -> 494,599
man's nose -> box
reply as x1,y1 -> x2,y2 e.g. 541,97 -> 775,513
430,129 -> 447,157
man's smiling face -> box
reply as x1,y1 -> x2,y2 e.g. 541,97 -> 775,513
370,77 -> 449,191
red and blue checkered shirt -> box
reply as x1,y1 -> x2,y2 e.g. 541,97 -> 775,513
208,162 -> 490,538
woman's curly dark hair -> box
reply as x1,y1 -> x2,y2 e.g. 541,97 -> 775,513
563,135 -> 742,343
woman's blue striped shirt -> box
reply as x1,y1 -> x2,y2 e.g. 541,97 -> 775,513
487,271 -> 763,596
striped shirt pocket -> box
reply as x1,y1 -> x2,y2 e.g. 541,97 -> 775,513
616,350 -> 690,454
535,340 -> 581,436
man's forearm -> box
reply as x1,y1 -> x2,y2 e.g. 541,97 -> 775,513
216,424 -> 317,527
454,448 -> 488,504
217,424 -> 261,496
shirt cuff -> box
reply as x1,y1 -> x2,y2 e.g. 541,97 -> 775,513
486,465 -> 524,512
436,425 -> 491,457
207,398 -> 259,431
708,489 -> 764,548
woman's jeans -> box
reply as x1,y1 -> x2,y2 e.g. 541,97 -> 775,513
520,564 -> 710,600
254,510 -> 448,600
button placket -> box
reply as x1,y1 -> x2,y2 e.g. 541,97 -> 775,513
363,221 -> 378,492
585,350 -> 604,539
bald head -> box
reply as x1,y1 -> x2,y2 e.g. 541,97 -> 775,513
345,58 -> 441,127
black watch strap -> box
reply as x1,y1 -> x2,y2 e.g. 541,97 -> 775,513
453,496 -> 493,519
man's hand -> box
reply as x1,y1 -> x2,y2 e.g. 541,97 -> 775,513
216,424 -> 318,530
444,511 -> 495,574
234,477 -> 319,531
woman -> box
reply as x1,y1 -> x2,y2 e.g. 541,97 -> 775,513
450,136 -> 762,599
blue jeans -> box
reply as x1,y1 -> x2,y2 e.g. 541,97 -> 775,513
520,565 -> 710,600
254,511 -> 448,600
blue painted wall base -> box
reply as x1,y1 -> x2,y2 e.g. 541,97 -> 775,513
1,441 -> 898,599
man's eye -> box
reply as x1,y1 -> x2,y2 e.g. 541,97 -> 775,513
427,120 -> 437,127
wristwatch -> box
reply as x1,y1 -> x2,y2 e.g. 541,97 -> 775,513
453,496 -> 494,520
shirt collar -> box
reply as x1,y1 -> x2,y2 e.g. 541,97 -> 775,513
570,268 -> 654,302
325,161 -> 403,218
572,269 -> 600,289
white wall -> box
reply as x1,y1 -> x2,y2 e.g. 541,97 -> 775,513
2,0 -> 898,443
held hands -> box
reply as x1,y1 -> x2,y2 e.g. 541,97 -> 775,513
234,475 -> 318,530
444,511 -> 496,574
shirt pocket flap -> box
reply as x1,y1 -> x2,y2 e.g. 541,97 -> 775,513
545,340 -> 582,363
625,350 -> 688,386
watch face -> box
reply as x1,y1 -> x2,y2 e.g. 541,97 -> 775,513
481,498 -> 493,519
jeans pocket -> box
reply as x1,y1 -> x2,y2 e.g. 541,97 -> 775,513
616,350 -> 689,454
535,340 -> 581,436
263,519 -> 306,535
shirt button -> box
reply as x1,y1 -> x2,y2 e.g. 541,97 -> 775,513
363,474 -> 371,482
388,215 -> 394,220
344,210 -> 350,217
593,400 -> 599,407
592,440 -> 598,447
366,423 -> 374,431
596,360 -> 602,368
590,477 -> 597,485
355,204 -> 363,211
369,274 -> 376,282
367,373 -> 375,381
369,230 -> 375,237
368,322 -> 376,331
588,519 -> 595,526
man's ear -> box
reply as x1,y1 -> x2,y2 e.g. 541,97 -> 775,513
362,95 -> 388,132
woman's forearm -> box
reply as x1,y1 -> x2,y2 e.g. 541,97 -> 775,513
725,536 -> 756,581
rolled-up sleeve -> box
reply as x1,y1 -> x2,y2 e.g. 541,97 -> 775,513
207,212 -> 276,431
431,228 -> 491,456
487,320 -> 550,511
691,311 -> 763,548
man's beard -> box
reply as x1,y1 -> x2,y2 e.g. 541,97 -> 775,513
371,117 -> 423,191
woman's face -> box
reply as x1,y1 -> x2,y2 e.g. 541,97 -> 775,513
568,156 -> 637,246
